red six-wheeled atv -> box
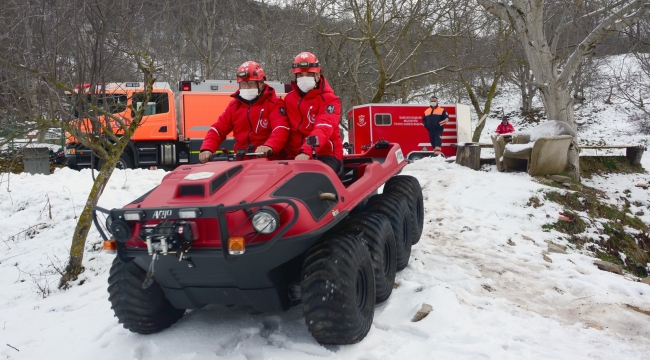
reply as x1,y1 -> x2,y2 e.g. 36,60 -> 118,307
93,141 -> 424,345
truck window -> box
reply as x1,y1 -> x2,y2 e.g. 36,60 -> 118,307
132,92 -> 169,116
374,114 -> 391,126
69,94 -> 128,118
104,95 -> 128,114
347,116 -> 353,130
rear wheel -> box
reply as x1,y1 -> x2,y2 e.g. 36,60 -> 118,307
367,193 -> 413,271
301,232 -> 376,345
108,257 -> 185,334
384,175 -> 424,244
340,212 -> 396,303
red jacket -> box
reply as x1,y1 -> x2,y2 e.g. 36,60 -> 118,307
496,122 -> 515,134
200,84 -> 289,157
283,76 -> 343,161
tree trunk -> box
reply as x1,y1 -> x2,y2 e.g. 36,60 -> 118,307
538,83 -> 579,180
455,143 -> 481,170
472,116 -> 488,143
59,161 -> 115,288
626,146 -> 645,165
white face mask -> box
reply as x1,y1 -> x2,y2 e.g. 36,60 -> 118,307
297,76 -> 316,93
430,101 -> 437,107
239,88 -> 258,101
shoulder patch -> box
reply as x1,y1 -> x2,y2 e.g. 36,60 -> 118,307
279,107 -> 286,115
326,105 -> 335,114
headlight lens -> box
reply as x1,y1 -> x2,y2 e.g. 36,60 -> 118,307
251,207 -> 279,234
178,208 -> 201,219
105,215 -> 113,231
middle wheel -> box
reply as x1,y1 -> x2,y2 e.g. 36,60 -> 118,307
366,192 -> 413,271
340,212 -> 397,303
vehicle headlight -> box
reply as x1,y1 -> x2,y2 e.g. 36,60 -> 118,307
105,215 -> 113,231
251,207 -> 279,234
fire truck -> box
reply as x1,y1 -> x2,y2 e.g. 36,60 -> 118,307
65,80 -> 288,169
345,103 -> 472,159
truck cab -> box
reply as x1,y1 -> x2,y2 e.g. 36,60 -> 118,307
65,80 -> 288,170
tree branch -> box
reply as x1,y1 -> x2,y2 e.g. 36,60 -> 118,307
559,0 -> 650,85
385,66 -> 449,87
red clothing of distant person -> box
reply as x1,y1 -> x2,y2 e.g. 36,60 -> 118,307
283,76 -> 343,161
200,84 -> 289,157
496,122 -> 515,134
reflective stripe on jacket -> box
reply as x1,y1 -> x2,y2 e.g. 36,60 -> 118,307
422,106 -> 449,132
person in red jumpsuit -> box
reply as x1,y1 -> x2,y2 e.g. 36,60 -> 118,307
495,116 -> 515,134
283,52 -> 343,173
199,61 -> 289,163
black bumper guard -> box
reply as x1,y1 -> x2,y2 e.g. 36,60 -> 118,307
92,198 -> 300,263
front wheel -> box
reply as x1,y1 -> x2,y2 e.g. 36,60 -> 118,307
115,152 -> 134,169
96,152 -> 134,170
301,232 -> 376,345
107,257 -> 185,334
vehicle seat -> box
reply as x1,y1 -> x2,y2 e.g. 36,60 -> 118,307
340,157 -> 373,186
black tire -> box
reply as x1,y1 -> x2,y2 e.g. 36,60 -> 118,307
366,193 -> 413,271
116,152 -> 134,169
108,257 -> 185,334
409,153 -> 424,161
384,175 -> 424,244
340,212 -> 396,303
301,232 -> 376,345
97,152 -> 134,170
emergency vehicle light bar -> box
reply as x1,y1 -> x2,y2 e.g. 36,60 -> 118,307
179,81 -> 191,91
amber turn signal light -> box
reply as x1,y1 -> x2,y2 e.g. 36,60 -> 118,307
228,237 -> 245,255
103,239 -> 117,251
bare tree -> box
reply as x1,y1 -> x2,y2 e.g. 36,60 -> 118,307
56,60 -> 156,287
0,0 -> 160,287
507,55 -> 538,116
291,0 -> 450,107
477,0 -> 650,180
443,2 -> 514,141
169,0 -> 239,80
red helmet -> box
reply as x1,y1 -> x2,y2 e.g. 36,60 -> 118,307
292,52 -> 321,74
236,61 -> 266,82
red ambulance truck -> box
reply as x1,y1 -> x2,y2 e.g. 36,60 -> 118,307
346,103 -> 471,159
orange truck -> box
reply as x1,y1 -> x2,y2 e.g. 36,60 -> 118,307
65,80 -> 288,169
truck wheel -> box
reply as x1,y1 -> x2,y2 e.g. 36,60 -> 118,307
97,153 -> 134,170
367,193 -> 413,271
301,232 -> 376,345
409,153 -> 424,161
340,212 -> 396,303
384,175 -> 424,244
108,257 -> 185,334
115,153 -> 134,170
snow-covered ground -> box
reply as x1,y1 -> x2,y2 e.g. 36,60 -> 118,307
1,54 -> 650,359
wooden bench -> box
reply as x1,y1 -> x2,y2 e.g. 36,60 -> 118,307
579,145 -> 646,165
451,143 -> 494,149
